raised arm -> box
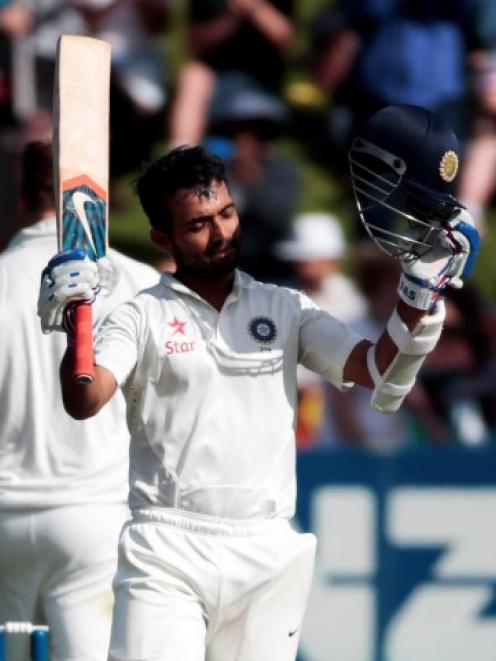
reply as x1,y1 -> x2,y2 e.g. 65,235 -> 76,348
343,104 -> 482,413
189,0 -> 294,57
188,10 -> 241,56
229,0 -> 294,50
344,211 -> 480,413
37,248 -> 122,419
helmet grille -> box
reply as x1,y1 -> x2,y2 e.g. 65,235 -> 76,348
348,138 -> 460,261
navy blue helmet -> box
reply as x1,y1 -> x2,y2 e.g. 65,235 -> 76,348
348,104 -> 463,260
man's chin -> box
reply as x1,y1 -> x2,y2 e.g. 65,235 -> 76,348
205,257 -> 238,278
184,255 -> 238,280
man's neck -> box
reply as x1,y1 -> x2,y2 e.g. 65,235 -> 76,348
175,270 -> 235,311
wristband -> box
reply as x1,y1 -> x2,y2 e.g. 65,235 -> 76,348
397,272 -> 445,310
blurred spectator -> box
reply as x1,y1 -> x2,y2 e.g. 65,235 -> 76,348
168,0 -> 295,147
308,0 -> 480,179
0,0 -> 33,127
1,0 -> 173,244
453,0 -> 496,233
275,211 -> 366,450
457,48 -> 496,234
0,0 -> 41,250
5,0 -> 171,178
408,285 -> 496,446
276,211 -> 366,322
328,245 -> 411,453
5,1 -> 79,124
206,88 -> 300,284
73,0 -> 172,180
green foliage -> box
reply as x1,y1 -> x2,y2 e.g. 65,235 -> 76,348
470,210 -> 496,304
109,177 -> 162,266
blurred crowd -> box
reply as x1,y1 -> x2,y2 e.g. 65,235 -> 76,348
2,0 -> 496,453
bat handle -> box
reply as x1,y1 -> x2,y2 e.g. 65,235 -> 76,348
73,302 -> 95,384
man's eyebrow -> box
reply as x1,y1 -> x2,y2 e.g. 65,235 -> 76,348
186,202 -> 235,225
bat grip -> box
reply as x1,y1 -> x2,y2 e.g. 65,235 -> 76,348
73,302 -> 95,384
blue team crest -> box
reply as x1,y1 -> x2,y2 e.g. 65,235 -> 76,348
248,316 -> 278,344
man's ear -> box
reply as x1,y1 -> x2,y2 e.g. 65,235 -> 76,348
151,228 -> 172,252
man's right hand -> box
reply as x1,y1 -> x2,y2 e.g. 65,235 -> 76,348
37,249 -> 99,335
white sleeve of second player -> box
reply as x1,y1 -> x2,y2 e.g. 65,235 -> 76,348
298,292 -> 364,391
94,299 -> 141,386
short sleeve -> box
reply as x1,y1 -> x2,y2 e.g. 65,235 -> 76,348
94,299 -> 141,386
298,292 -> 364,390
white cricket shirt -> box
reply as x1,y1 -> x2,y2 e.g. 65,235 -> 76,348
0,218 -> 158,509
95,271 -> 363,520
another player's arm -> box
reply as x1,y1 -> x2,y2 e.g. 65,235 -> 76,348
189,0 -> 293,56
188,11 -> 241,56
60,351 -> 117,419
230,0 -> 294,49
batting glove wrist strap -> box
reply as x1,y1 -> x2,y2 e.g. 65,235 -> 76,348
397,273 -> 442,310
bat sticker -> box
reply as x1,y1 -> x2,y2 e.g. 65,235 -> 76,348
61,175 -> 107,261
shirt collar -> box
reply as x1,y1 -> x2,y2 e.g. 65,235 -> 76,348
160,269 -> 254,302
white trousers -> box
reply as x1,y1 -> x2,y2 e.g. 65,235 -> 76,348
0,503 -> 129,661
109,509 -> 316,661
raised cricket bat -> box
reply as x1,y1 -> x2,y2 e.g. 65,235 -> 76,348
53,35 -> 111,384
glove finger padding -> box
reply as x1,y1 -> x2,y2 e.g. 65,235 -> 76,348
37,249 -> 99,335
447,217 -> 481,286
398,210 -> 480,310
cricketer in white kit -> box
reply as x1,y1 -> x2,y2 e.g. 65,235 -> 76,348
0,142 -> 158,661
37,123 -> 479,661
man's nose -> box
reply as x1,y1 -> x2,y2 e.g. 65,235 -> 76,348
211,218 -> 228,241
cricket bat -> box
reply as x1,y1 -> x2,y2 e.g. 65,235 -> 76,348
53,35 -> 111,384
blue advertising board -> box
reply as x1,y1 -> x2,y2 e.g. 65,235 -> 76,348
295,448 -> 496,661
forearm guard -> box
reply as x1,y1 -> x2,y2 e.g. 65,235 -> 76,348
367,300 -> 445,413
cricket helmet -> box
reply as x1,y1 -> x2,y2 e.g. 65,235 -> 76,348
348,104 -> 463,260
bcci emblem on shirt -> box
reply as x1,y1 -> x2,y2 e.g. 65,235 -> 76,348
248,317 -> 278,344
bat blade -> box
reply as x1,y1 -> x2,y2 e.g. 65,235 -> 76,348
53,35 -> 111,384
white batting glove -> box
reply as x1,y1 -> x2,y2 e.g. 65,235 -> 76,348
97,253 -> 121,297
37,248 -> 99,335
398,209 -> 481,310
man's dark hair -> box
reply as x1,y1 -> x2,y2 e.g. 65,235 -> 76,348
20,141 -> 54,214
135,145 -> 227,233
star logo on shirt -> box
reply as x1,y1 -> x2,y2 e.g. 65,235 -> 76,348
168,316 -> 187,336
